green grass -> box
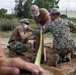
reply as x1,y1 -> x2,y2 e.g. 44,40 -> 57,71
0,18 -> 76,39
0,31 -> 53,38
1,31 -> 76,40
1,31 -> 12,38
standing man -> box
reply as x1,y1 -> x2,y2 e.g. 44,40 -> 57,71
30,5 -> 51,62
30,5 -> 51,28
33,8 -> 76,67
8,18 -> 33,55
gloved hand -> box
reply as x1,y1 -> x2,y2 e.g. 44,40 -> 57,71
32,29 -> 40,35
28,26 -> 33,31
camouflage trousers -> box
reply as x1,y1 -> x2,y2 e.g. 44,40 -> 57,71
52,46 -> 72,58
8,40 -> 30,53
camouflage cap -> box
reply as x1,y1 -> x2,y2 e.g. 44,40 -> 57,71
20,18 -> 29,24
50,8 -> 60,14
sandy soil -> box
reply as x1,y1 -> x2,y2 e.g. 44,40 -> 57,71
0,38 -> 76,75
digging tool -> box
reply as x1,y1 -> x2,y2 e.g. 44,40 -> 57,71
33,28 -> 67,75
35,28 -> 47,63
19,28 -> 66,75
34,28 -> 43,65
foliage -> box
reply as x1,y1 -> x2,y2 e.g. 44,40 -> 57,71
0,31 -> 12,38
0,8 -> 16,19
68,18 -> 76,22
0,18 -> 76,39
60,14 -> 68,19
14,0 -> 32,18
0,8 -> 7,18
50,0 -> 60,8
0,19 -> 18,31
14,0 -> 24,18
0,21 -> 15,31
0,18 -> 37,31
1,30 -> 76,39
22,0 -> 32,18
29,19 -> 37,28
34,0 -> 50,11
14,0 -> 60,18
5,14 -> 16,19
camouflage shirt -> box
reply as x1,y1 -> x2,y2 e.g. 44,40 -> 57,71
43,17 -> 76,51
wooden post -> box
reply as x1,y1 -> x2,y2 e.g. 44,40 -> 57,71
35,34 -> 44,53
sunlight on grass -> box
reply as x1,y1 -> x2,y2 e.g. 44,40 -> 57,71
1,31 -> 12,38
0,31 -> 76,40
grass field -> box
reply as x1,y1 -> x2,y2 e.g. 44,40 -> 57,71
1,31 -> 76,39
0,18 -> 76,39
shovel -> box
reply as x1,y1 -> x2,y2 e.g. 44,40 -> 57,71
34,28 -> 67,75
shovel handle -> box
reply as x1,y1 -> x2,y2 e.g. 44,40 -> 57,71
35,28 -> 43,65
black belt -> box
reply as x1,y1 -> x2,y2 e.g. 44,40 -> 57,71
8,40 -> 15,43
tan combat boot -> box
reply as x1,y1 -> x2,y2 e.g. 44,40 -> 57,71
66,52 -> 72,62
49,54 -> 59,67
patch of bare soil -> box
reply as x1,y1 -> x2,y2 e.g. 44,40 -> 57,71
1,38 -> 76,75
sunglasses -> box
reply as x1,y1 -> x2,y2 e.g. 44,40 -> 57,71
25,23 -> 29,25
22,22 -> 29,25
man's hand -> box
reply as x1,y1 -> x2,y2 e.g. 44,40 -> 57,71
42,26 -> 45,28
32,29 -> 40,35
0,57 -> 44,75
28,26 -> 33,31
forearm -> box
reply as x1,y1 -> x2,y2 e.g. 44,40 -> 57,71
28,27 -> 33,31
37,24 -> 41,28
35,22 -> 41,28
28,34 -> 34,40
28,36 -> 34,40
25,34 -> 32,39
42,22 -> 48,28
20,32 -> 33,40
44,20 -> 51,26
42,25 -> 50,34
44,14 -> 51,26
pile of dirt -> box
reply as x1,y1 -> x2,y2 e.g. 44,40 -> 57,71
1,38 -> 76,75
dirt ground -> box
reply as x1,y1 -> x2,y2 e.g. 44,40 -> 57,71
1,38 -> 76,75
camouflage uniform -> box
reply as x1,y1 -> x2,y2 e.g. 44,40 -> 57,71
43,18 -> 76,57
8,39 -> 30,53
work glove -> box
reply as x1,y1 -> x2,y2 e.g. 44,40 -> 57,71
32,29 -> 40,35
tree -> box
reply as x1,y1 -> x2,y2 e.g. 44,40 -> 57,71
22,0 -> 32,18
34,0 -> 50,11
0,8 -> 7,18
33,0 -> 60,11
14,0 -> 60,18
14,0 -> 33,18
50,0 -> 60,9
14,0 -> 23,18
